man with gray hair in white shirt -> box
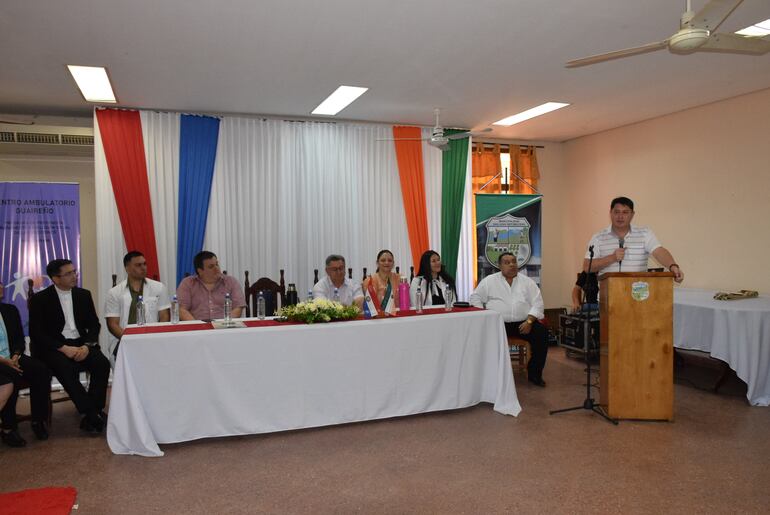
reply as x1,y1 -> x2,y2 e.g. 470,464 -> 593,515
312,254 -> 364,308
470,252 -> 548,386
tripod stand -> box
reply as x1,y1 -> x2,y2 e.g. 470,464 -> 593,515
549,246 -> 617,425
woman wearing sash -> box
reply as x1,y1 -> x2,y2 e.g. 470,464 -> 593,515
410,250 -> 456,308
362,249 -> 400,314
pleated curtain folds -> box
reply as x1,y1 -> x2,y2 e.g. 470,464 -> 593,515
95,108 -> 161,280
440,130 -> 470,280
393,126 -> 430,270
176,115 -> 220,283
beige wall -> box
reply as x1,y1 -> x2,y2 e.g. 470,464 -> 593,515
0,156 -> 97,294
541,86 -> 770,307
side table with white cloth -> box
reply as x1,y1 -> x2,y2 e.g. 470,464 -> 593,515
107,308 -> 521,456
674,288 -> 770,406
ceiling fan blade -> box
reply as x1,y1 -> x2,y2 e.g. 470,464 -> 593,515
687,0 -> 743,32
469,128 -> 493,136
0,114 -> 35,125
698,33 -> 770,54
376,137 -> 428,141
565,40 -> 669,68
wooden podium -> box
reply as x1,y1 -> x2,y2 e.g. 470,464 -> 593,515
599,272 -> 674,421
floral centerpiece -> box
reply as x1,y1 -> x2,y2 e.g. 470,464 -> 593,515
277,298 -> 360,324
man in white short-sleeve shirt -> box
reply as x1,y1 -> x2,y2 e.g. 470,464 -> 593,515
104,251 -> 171,359
470,252 -> 548,387
312,254 -> 364,308
584,197 -> 684,282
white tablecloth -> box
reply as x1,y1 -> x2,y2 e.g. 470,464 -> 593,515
107,309 -> 521,456
674,288 -> 770,406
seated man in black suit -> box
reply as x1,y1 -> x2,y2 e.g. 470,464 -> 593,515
29,259 -> 110,435
0,281 -> 53,447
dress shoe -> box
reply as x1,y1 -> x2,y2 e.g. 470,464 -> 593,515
1,429 -> 27,447
80,414 -> 104,435
528,377 -> 547,387
31,421 -> 49,441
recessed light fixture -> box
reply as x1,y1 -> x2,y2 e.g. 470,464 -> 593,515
735,18 -> 770,37
67,65 -> 117,103
493,102 -> 570,126
312,85 -> 368,116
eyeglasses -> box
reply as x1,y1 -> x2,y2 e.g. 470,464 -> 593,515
327,266 -> 345,273
57,269 -> 78,278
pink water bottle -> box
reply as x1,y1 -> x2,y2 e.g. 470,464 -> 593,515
398,276 -> 410,312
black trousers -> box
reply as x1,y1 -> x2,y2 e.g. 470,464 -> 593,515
35,343 -> 110,415
0,355 -> 52,429
504,320 -> 549,380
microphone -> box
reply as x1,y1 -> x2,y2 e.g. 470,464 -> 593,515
618,238 -> 624,272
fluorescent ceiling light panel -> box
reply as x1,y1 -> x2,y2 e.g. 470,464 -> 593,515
67,65 -> 117,103
312,86 -> 368,115
735,18 -> 770,36
493,102 -> 570,126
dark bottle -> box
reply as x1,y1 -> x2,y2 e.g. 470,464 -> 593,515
286,283 -> 299,306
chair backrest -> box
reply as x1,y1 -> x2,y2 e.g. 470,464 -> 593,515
26,278 -> 34,311
409,266 -> 414,282
112,274 -> 117,287
362,267 -> 367,281
244,270 -> 286,317
348,268 -> 353,279
313,269 -> 319,285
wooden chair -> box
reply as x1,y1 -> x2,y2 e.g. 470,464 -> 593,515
244,270 -> 286,317
313,269 -> 319,285
507,337 -> 531,377
348,268 -> 353,279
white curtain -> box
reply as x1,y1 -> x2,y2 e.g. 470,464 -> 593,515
456,139 -> 474,302
96,112 -> 458,319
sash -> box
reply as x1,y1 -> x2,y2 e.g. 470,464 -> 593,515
381,279 -> 395,314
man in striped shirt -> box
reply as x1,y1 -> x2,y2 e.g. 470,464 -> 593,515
584,197 -> 684,283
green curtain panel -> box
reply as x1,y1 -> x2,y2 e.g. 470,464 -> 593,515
441,130 -> 470,279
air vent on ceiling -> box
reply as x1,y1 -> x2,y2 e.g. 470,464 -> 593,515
16,132 -> 60,144
60,134 -> 94,145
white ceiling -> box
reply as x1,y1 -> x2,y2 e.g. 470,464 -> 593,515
1,0 -> 769,142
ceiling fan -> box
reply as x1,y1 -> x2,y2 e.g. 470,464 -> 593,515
379,108 -> 491,151
566,0 -> 770,68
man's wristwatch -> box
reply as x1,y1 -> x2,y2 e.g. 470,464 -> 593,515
669,263 -> 680,271
524,317 -> 533,325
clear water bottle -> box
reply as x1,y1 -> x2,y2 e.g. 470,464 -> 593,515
224,293 -> 232,323
170,294 -> 179,324
307,290 -> 314,302
136,295 -> 146,326
257,290 -> 266,320
415,287 -> 423,314
333,287 -> 340,303
444,287 -> 454,312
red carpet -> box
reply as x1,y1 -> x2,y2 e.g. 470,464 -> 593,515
0,487 -> 77,515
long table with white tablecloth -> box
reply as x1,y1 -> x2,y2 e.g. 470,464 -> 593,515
107,308 -> 521,456
674,288 -> 770,406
